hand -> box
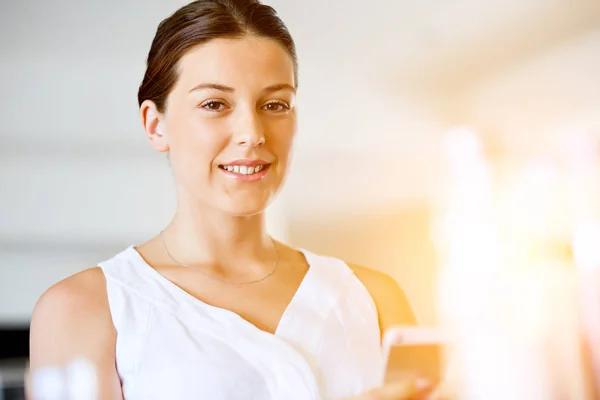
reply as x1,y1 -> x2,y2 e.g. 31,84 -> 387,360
342,377 -> 432,400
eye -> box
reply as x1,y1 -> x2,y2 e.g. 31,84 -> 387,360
199,100 -> 228,112
262,101 -> 290,113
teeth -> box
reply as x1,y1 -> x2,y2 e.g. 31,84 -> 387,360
221,164 -> 266,175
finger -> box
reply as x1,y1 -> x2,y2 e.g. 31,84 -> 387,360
426,382 -> 452,400
364,378 -> 432,400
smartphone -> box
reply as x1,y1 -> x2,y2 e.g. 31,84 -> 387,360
382,326 -> 446,385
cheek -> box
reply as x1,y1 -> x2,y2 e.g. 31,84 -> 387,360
169,117 -> 229,177
269,119 -> 296,162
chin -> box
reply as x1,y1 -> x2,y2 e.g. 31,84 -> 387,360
220,200 -> 270,218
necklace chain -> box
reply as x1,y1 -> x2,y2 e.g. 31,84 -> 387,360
159,231 -> 280,286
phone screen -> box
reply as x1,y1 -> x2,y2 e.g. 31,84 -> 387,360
383,342 -> 444,384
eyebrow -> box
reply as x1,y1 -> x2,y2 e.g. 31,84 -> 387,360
188,83 -> 296,94
263,83 -> 296,94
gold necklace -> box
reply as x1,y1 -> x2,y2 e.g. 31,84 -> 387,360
159,231 -> 280,286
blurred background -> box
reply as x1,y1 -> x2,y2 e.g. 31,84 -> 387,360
1,1 -> 600,389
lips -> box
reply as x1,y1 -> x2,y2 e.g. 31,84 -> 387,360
218,164 -> 268,175
217,160 -> 272,182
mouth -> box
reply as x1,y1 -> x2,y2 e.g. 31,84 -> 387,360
218,163 -> 270,176
217,161 -> 272,181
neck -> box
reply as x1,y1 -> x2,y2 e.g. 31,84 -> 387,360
162,201 -> 274,270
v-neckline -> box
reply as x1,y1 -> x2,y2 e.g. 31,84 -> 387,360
127,245 -> 315,338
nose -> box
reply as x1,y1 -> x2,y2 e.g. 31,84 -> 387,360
233,108 -> 266,148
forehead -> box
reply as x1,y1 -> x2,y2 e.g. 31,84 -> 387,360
174,36 -> 295,91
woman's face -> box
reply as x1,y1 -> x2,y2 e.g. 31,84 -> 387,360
147,36 -> 297,217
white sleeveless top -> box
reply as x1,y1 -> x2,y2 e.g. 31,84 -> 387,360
98,246 -> 383,400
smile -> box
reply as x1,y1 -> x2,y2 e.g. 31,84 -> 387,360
218,164 -> 268,175
218,162 -> 272,181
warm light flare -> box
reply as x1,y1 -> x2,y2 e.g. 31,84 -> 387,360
436,126 -> 595,399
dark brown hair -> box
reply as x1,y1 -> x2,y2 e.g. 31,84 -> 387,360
137,0 -> 298,113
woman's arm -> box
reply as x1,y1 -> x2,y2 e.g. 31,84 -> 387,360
343,265 -> 437,399
29,267 -> 123,399
349,264 -> 418,337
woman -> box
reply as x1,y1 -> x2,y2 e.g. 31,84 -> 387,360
29,1 -> 428,398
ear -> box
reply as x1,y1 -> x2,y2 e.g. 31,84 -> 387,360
140,100 -> 170,152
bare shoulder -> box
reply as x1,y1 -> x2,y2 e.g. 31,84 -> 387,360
30,267 -> 114,367
348,264 -> 418,335
31,267 -> 109,328
30,267 -> 123,398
